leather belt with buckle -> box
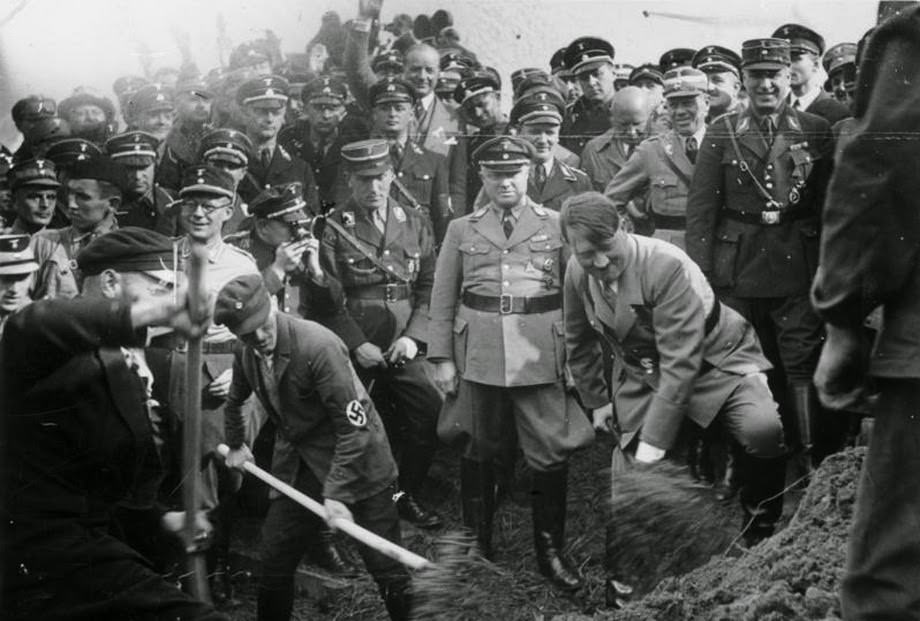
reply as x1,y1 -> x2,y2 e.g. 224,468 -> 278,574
461,291 -> 562,315
347,283 -> 411,302
721,208 -> 815,226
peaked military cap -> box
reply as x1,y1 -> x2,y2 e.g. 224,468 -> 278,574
454,71 -> 501,105
372,49 -> 405,74
823,42 -> 857,76
629,63 -> 664,86
436,72 -> 463,96
472,136 -> 536,171
199,128 -> 253,166
68,155 -> 125,189
659,48 -> 697,72
741,38 -> 792,70
77,227 -> 178,276
772,23 -> 825,56
8,158 -> 60,190
45,138 -> 104,169
440,51 -> 476,73
511,67 -> 546,93
112,75 -> 149,99
250,182 -> 307,221
515,74 -> 567,106
214,273 -> 271,336
693,45 -> 742,76
612,63 -> 635,83
510,92 -> 564,126
550,47 -> 569,77
564,36 -> 615,76
368,77 -> 416,106
302,76 -> 348,105
237,75 -> 290,107
128,83 -> 175,116
11,96 -> 56,124
0,234 -> 38,276
341,139 -> 393,176
179,164 -> 236,199
662,67 -> 709,99
105,131 -> 160,167
174,76 -> 214,99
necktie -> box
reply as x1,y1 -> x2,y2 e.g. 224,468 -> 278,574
762,118 -> 775,146
625,143 -> 636,159
389,141 -> 402,168
373,209 -> 386,234
534,164 -> 547,191
685,137 -> 698,164
414,99 -> 427,122
792,98 -> 801,110
502,212 -> 514,239
260,148 -> 272,169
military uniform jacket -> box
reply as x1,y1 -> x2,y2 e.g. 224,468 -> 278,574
560,96 -> 611,155
157,122 -> 212,192
238,143 -> 321,210
224,312 -> 397,504
412,96 -> 461,158
428,198 -> 568,387
529,159 -> 592,212
685,105 -> 834,298
580,129 -> 634,192
317,197 -> 435,352
564,235 -> 770,450
390,140 -> 452,243
117,185 -> 176,233
804,90 -> 851,126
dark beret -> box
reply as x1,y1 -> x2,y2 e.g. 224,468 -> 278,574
77,227 -> 178,276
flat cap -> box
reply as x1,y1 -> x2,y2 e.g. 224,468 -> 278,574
741,38 -> 792,70
341,139 -> 392,176
214,273 -> 272,336
454,71 -> 501,105
772,23 -> 825,56
662,67 -> 709,99
372,49 -> 405,75
12,96 -> 57,124
45,138 -> 104,169
659,48 -> 697,72
250,182 -> 307,221
510,92 -> 564,126
564,36 -> 615,76
128,83 -> 175,117
472,136 -> 535,171
179,164 -> 236,199
105,131 -> 160,167
823,42 -> 857,76
302,75 -> 348,105
8,158 -> 60,191
68,155 -> 125,189
550,47 -> 569,77
199,128 -> 253,166
0,234 -> 38,276
368,77 -> 416,106
77,227 -> 177,276
237,75 -> 290,108
692,45 -> 742,76
629,63 -> 664,86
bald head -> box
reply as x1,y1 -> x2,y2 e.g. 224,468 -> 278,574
404,44 -> 440,97
609,86 -> 650,146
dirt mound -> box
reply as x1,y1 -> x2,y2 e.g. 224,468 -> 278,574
605,448 -> 864,621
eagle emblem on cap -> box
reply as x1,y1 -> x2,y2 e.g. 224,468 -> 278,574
386,84 -> 395,92
537,93 -> 547,101
9,238 -> 22,250
322,87 -> 331,95
582,54 -> 590,62
234,301 -> 243,309
155,94 -> 165,102
263,77 -> 273,86
266,88 -> 275,97
36,160 -> 45,170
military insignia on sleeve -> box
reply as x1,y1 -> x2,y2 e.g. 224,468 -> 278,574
393,206 -> 406,223
345,400 -> 367,427
342,211 -> 356,227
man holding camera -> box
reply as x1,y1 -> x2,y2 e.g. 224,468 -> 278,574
310,139 -> 443,529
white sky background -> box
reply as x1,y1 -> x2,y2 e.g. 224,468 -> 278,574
0,0 -> 879,143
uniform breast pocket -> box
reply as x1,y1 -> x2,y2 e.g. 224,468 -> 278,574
711,228 -> 742,289
340,252 -> 378,279
527,238 -> 564,273
458,241 -> 494,274
404,171 -> 433,207
650,177 -> 683,212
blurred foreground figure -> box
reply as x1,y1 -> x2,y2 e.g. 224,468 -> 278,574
811,5 -> 920,619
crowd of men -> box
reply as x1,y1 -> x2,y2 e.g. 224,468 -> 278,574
1,1 -> 917,620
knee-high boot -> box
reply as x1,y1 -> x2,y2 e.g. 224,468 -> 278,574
460,458 -> 496,559
531,466 -> 582,591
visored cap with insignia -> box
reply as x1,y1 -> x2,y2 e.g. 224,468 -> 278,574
372,49 -> 405,75
772,23 -> 826,56
436,72 -> 463,96
199,128 -> 253,166
659,48 -> 697,73
77,227 -> 178,276
45,138 -> 104,170
629,63 -> 664,86
741,38 -> 792,70
454,70 -> 501,105
514,72 -> 566,103
550,47 -> 569,77
8,158 -> 61,191
564,36 -> 615,76
440,50 -> 476,73
662,67 -> 709,99
250,182 -> 307,221
368,77 -> 416,106
237,75 -> 290,108
510,92 -> 564,126
128,83 -> 175,117
510,67 -> 545,93
179,164 -> 236,199
11,95 -> 57,124
473,136 -> 536,171
214,273 -> 272,336
692,45 -> 742,76
302,75 -> 348,105
0,235 -> 39,276
105,131 -> 160,167
341,139 -> 393,177
823,42 -> 857,76
175,75 -> 214,99
612,63 -> 635,83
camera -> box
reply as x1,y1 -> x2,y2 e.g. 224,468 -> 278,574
289,214 -> 326,241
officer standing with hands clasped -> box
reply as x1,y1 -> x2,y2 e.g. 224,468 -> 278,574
428,136 -> 594,590
218,274 -> 412,621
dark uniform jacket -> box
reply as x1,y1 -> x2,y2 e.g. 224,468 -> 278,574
386,140 -> 452,243
804,90 -> 851,126
316,197 -> 435,352
528,159 -> 593,212
224,312 -> 397,504
156,122 -> 212,192
117,185 -> 176,233
238,143 -> 321,210
564,235 -> 770,449
560,96 -> 612,155
685,105 -> 834,298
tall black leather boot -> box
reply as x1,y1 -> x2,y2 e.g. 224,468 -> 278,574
604,523 -> 635,608
739,453 -> 787,546
396,445 -> 442,529
382,580 -> 412,621
460,458 -> 496,559
531,467 -> 582,591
